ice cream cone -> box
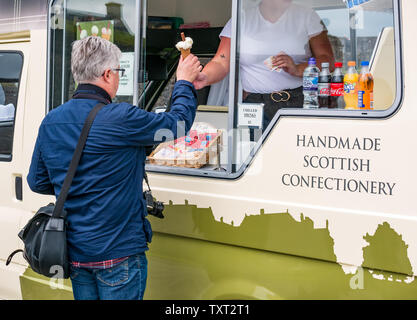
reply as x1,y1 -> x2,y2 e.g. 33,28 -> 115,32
176,32 -> 193,59
180,48 -> 191,59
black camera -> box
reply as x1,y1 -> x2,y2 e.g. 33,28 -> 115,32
144,190 -> 165,219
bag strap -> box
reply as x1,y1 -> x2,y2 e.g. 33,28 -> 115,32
6,249 -> 23,266
52,103 -> 106,219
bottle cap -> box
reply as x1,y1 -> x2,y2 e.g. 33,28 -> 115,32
308,57 -> 316,65
321,62 -> 329,68
335,62 -> 343,68
361,61 -> 370,66
348,61 -> 356,67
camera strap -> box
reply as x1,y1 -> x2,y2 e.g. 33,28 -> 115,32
144,172 -> 151,192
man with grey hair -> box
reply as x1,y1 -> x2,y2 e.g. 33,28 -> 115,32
27,36 -> 202,300
71,36 -> 123,97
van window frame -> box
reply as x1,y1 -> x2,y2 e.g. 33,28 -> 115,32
0,50 -> 24,162
229,0 -> 403,180
145,0 -> 403,180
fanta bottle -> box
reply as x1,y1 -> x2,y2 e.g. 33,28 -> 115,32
357,61 -> 374,110
344,61 -> 359,109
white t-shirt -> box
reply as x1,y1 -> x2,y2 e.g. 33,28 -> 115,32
220,3 -> 324,93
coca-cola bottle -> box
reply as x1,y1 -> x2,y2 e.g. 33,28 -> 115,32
318,62 -> 331,108
330,62 -> 345,108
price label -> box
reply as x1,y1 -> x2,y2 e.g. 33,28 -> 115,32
237,103 -> 264,129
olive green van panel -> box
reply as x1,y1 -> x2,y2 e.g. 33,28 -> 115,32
150,201 -> 337,263
362,222 -> 413,276
18,202 -> 415,299
20,268 -> 73,300
18,230 -> 417,300
145,232 -> 417,300
149,201 -> 413,275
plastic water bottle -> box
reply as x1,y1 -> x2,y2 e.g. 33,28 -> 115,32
303,58 -> 320,109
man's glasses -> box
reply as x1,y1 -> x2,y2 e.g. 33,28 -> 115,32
112,68 -> 126,77
102,68 -> 126,77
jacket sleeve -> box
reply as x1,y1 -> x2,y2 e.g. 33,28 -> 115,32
123,80 -> 198,146
27,128 -> 55,195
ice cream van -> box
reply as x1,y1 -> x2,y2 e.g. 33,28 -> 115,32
0,0 -> 416,300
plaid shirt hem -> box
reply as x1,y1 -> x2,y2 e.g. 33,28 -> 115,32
70,256 -> 129,269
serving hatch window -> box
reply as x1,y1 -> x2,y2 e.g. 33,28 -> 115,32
143,0 -> 233,174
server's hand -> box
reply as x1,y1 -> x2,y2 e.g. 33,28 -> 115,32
193,71 -> 209,90
273,53 -> 299,77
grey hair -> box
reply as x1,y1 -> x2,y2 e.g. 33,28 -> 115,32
71,36 -> 122,83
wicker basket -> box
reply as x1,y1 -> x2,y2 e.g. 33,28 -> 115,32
148,130 -> 222,169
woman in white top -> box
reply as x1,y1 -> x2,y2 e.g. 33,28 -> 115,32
194,0 -> 335,129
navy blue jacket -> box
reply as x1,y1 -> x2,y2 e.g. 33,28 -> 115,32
27,81 -> 197,262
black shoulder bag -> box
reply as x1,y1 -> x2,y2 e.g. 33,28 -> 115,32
6,103 -> 106,279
